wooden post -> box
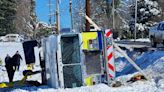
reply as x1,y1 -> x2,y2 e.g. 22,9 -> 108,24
85,0 -> 91,31
56,0 -> 60,34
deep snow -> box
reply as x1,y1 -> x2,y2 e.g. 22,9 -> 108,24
0,41 -> 164,92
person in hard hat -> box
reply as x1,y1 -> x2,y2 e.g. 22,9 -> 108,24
12,51 -> 22,71
5,54 -> 15,82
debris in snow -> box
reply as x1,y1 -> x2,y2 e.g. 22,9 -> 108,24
111,81 -> 122,87
126,74 -> 147,83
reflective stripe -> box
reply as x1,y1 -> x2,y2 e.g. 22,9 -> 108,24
105,29 -> 115,79
108,63 -> 114,72
105,29 -> 112,37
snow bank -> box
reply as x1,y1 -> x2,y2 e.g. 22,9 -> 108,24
135,38 -> 150,42
128,38 -> 150,42
7,79 -> 164,92
5,50 -> 164,92
116,51 -> 164,76
5,84 -> 110,92
1,41 -> 164,92
5,82 -> 159,92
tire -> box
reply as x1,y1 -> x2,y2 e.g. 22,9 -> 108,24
151,37 -> 157,47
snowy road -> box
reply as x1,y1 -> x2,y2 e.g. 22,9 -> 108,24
115,38 -> 164,50
115,39 -> 151,48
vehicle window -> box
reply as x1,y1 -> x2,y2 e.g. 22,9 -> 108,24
159,24 -> 164,30
10,36 -> 16,38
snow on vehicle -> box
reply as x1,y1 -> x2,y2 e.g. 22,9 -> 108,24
149,21 -> 164,47
1,34 -> 24,42
0,36 -> 5,42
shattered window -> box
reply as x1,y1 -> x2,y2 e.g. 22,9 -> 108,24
61,35 -> 80,64
61,34 -> 83,88
83,50 -> 102,75
63,65 -> 83,88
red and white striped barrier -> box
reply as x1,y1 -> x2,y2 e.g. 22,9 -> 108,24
105,29 -> 115,79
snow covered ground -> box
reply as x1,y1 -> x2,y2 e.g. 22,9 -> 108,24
115,38 -> 150,43
1,41 -> 164,92
0,42 -> 41,83
129,38 -> 151,43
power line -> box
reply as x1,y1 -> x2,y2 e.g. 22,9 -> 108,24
85,0 -> 91,32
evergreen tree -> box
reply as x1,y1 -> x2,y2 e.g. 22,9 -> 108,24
0,0 -> 17,35
129,0 -> 160,38
0,0 -> 36,38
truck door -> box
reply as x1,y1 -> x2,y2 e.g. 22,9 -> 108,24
57,34 -> 83,88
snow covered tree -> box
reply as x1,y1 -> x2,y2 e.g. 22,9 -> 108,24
114,0 -> 132,39
72,0 -> 120,33
0,0 -> 36,37
72,0 -> 162,39
90,0 -> 110,28
0,0 -> 17,35
129,0 -> 161,38
13,0 -> 36,38
72,0 -> 85,32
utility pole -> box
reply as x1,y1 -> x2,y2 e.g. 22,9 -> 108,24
69,0 -> 73,30
86,0 -> 91,31
56,0 -> 60,34
112,0 -> 115,30
49,0 -> 52,26
134,0 -> 137,41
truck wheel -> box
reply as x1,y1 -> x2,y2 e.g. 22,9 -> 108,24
151,38 -> 157,47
